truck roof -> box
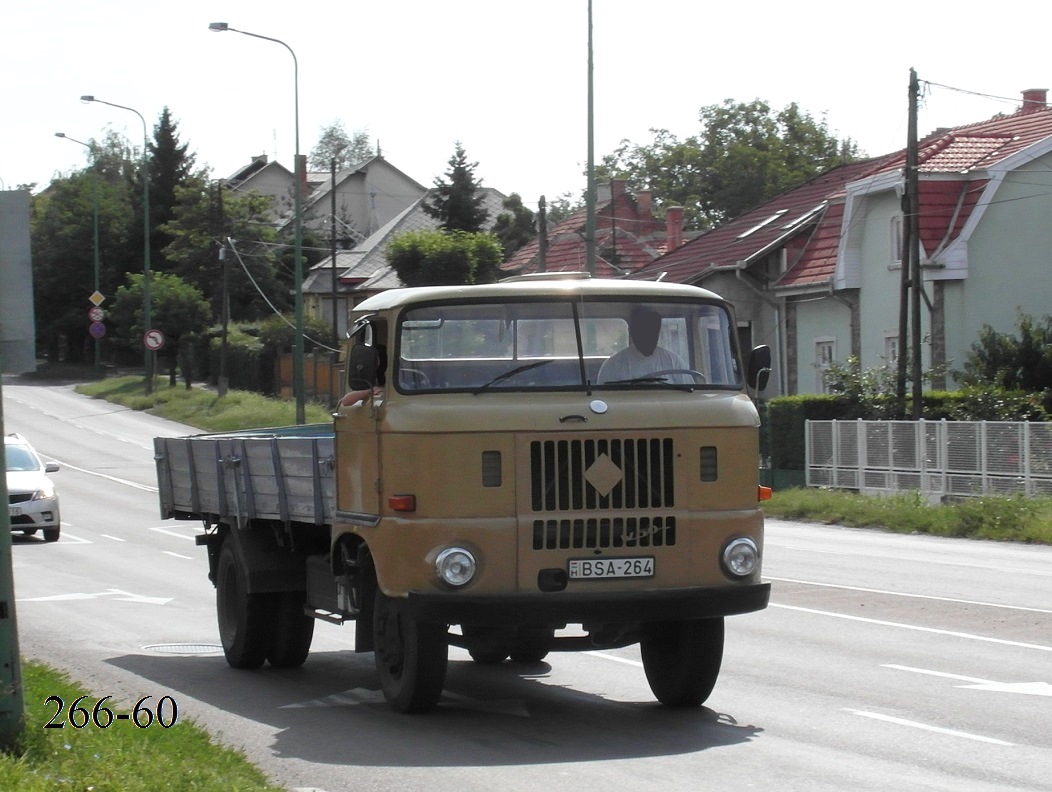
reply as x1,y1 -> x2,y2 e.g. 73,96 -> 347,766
351,275 -> 726,315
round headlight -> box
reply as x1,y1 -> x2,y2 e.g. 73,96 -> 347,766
722,537 -> 759,578
435,547 -> 477,587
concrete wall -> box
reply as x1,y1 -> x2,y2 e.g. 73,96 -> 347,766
0,190 -> 36,373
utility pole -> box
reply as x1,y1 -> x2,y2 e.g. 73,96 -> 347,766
897,68 -> 920,418
0,369 -> 25,749
217,184 -> 229,398
584,0 -> 596,275
907,68 -> 924,420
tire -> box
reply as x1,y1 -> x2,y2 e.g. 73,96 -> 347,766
216,540 -> 275,669
373,588 -> 448,713
640,617 -> 724,707
43,527 -> 60,543
267,590 -> 315,669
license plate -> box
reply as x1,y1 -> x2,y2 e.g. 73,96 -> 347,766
9,507 -> 21,517
568,556 -> 654,580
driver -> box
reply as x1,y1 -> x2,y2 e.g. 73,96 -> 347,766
597,307 -> 691,384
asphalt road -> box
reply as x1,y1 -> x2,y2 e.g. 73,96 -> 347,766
4,378 -> 1050,792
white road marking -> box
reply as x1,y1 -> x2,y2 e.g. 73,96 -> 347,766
770,603 -> 1052,652
148,526 -> 198,542
846,709 -> 1014,746
883,665 -> 1052,696
99,534 -> 125,542
18,588 -> 172,605
767,576 -> 1052,614
590,650 -> 643,668
51,459 -> 158,492
163,551 -> 193,560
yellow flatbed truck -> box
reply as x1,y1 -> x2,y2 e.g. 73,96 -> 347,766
154,275 -> 772,713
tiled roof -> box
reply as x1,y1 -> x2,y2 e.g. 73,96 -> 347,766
642,101 -> 1052,289
633,158 -> 891,284
502,184 -> 674,278
304,187 -> 509,295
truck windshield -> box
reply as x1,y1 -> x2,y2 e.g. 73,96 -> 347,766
396,298 -> 742,393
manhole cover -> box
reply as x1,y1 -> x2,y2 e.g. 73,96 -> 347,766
143,644 -> 224,655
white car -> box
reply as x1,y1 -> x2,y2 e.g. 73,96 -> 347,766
5,433 -> 61,542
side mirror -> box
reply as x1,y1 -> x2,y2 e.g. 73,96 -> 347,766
45,462 -> 60,473
346,344 -> 378,391
746,345 -> 772,392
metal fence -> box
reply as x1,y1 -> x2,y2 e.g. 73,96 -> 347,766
806,419 -> 1052,498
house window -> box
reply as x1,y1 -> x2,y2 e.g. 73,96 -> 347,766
815,337 -> 836,394
884,334 -> 899,369
890,215 -> 904,269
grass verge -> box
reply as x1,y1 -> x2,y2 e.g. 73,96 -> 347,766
1,661 -> 281,791
75,376 -> 333,431
763,486 -> 1052,544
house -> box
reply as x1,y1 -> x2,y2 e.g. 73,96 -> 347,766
302,187 -> 509,337
636,87 -> 1052,398
225,153 -> 427,244
502,179 -> 690,278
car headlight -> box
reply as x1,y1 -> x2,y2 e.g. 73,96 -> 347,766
435,547 -> 477,587
721,537 -> 759,579
32,485 -> 55,501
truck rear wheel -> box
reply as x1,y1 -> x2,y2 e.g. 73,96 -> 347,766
267,590 -> 314,669
373,588 -> 448,713
217,540 -> 274,669
640,617 -> 724,707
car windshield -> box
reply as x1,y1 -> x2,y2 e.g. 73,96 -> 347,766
395,297 -> 742,393
5,445 -> 40,472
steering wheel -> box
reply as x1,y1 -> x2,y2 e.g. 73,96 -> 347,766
400,367 -> 432,388
648,368 -> 707,383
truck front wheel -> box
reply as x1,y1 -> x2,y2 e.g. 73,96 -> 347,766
640,617 -> 724,707
373,588 -> 448,713
217,540 -> 275,669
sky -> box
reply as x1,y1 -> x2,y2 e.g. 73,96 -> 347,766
4,0 -> 1051,212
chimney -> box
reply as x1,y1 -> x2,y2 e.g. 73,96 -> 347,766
665,206 -> 684,251
636,190 -> 653,219
1021,88 -> 1048,114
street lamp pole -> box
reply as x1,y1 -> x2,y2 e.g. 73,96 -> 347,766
55,132 -> 102,369
209,21 -> 306,424
79,95 -> 153,394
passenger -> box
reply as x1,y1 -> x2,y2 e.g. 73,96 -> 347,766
598,307 -> 690,384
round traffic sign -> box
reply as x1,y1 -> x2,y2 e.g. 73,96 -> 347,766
143,329 -> 166,351
89,321 -> 106,339
88,307 -> 105,322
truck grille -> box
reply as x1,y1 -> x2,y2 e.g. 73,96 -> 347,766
532,516 -> 676,550
530,438 -> 675,511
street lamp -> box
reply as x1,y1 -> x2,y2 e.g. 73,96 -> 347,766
79,95 -> 153,394
55,132 -> 102,369
210,21 -> 306,424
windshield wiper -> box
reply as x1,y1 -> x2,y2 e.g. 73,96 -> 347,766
473,360 -> 553,394
602,376 -> 695,391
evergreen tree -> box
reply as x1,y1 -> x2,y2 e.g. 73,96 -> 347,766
422,142 -> 489,233
145,107 -> 196,270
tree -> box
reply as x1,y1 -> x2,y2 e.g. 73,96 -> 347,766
957,313 -> 1052,393
491,193 -> 536,260
146,107 -> 196,270
598,99 -> 861,230
309,121 -> 374,170
387,229 -> 502,287
422,142 -> 489,233
31,132 -> 136,362
161,177 -> 291,322
109,271 -> 211,386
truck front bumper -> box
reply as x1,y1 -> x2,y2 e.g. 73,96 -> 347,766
403,581 -> 770,625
